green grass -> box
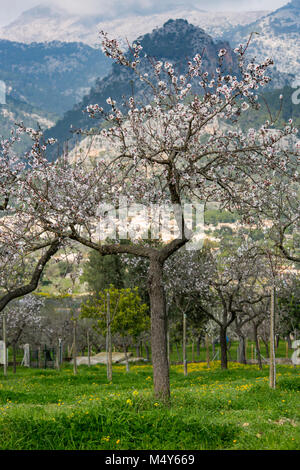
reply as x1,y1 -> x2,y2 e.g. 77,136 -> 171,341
0,361 -> 299,450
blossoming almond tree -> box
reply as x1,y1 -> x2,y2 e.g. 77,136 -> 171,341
0,127 -> 62,313
231,156 -> 299,386
165,241 -> 271,369
1,294 -> 44,372
244,167 -> 299,263
19,33 -> 299,399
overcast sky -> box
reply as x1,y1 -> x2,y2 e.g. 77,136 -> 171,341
0,0 -> 289,26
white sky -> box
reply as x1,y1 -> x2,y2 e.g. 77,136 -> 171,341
0,0 -> 289,27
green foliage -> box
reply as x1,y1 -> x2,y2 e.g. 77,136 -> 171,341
205,209 -> 238,226
81,249 -> 150,306
80,286 -> 149,339
237,86 -> 300,131
81,250 -> 126,292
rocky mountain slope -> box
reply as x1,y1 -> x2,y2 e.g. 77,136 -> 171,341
0,95 -> 56,153
0,39 -> 111,115
223,0 -> 300,77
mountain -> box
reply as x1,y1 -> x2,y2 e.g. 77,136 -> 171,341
1,2 -> 297,82
0,95 -> 56,153
237,85 -> 300,131
0,39 -> 111,115
43,19 -> 240,160
0,4 -> 268,47
223,0 -> 300,77
0,5 -> 90,45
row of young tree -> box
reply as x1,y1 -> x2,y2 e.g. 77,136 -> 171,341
0,289 -> 148,373
0,31 -> 299,399
1,274 -> 298,372
80,240 -> 300,371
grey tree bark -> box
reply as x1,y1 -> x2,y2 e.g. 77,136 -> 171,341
269,285 -> 276,389
148,258 -> 170,400
73,319 -> 77,376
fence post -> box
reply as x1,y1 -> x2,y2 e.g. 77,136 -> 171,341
87,331 -> 91,367
269,284 -> 276,389
59,338 -> 63,365
44,345 -> 47,369
38,346 -> 42,369
73,320 -> 77,376
106,292 -> 112,381
183,313 -> 187,376
3,313 -> 7,376
205,334 -> 210,368
167,330 -> 170,368
55,340 -> 60,370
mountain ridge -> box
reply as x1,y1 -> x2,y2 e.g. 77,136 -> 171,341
222,0 -> 300,77
0,39 -> 111,115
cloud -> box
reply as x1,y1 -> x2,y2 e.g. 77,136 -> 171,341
0,0 -> 289,27
52,0 -> 196,18
51,0 -> 288,17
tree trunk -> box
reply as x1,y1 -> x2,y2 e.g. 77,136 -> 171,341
269,285 -> 276,389
38,346 -> 42,369
148,258 -> 170,400
175,343 -> 180,361
220,327 -> 228,370
183,313 -> 187,376
2,313 -> 7,376
205,334 -> 210,368
106,293 -> 113,382
145,342 -> 150,361
73,320 -> 77,376
253,324 -> 263,370
123,342 -> 130,372
55,341 -> 60,370
140,341 -> 143,358
237,334 -> 247,364
262,339 -> 269,358
87,331 -> 91,367
13,341 -> 17,374
196,336 -> 201,358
